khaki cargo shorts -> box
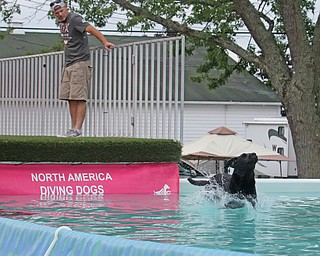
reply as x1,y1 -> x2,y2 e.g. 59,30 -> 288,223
59,60 -> 92,101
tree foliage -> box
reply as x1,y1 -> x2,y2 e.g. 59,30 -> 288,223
70,1 -> 315,89
0,0 -> 20,23
0,0 -> 20,39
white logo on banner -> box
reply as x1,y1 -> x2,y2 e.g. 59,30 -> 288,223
154,184 -> 171,195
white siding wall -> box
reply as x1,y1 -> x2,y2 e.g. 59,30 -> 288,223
183,102 -> 281,144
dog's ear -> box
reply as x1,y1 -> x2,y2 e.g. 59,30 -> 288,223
225,157 -> 238,170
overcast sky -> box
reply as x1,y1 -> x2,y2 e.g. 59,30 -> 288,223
0,0 -> 162,36
1,0 -> 320,42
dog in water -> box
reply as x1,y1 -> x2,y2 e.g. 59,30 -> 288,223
187,153 -> 258,208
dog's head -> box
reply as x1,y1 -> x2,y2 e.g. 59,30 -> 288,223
226,153 -> 258,174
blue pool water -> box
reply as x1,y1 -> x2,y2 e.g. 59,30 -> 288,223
0,181 -> 320,255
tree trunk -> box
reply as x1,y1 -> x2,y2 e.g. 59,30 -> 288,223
285,78 -> 320,178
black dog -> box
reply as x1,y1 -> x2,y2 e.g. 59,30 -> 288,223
187,153 -> 258,208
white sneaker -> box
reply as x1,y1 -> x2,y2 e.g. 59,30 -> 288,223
59,129 -> 82,138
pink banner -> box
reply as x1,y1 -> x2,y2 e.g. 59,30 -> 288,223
0,163 -> 179,195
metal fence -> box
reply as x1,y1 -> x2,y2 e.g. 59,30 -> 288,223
0,36 -> 185,141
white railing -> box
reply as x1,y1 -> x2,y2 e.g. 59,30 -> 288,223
0,36 -> 185,141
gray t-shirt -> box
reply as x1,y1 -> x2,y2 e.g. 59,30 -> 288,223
59,12 -> 90,66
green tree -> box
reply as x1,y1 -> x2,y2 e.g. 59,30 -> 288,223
0,0 -> 20,39
0,0 -> 20,24
74,0 -> 319,178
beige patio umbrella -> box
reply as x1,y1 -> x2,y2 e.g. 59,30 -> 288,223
182,126 -> 291,161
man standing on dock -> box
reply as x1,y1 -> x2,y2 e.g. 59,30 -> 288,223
50,0 -> 114,137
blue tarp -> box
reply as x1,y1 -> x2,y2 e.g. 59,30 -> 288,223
0,218 -> 255,256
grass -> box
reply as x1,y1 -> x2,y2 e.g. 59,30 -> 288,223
0,136 -> 182,163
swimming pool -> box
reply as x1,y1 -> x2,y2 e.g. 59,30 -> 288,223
1,178 -> 320,255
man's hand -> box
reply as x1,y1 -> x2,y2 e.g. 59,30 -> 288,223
104,41 -> 114,51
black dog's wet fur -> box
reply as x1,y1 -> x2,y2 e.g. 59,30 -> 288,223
188,153 -> 258,208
